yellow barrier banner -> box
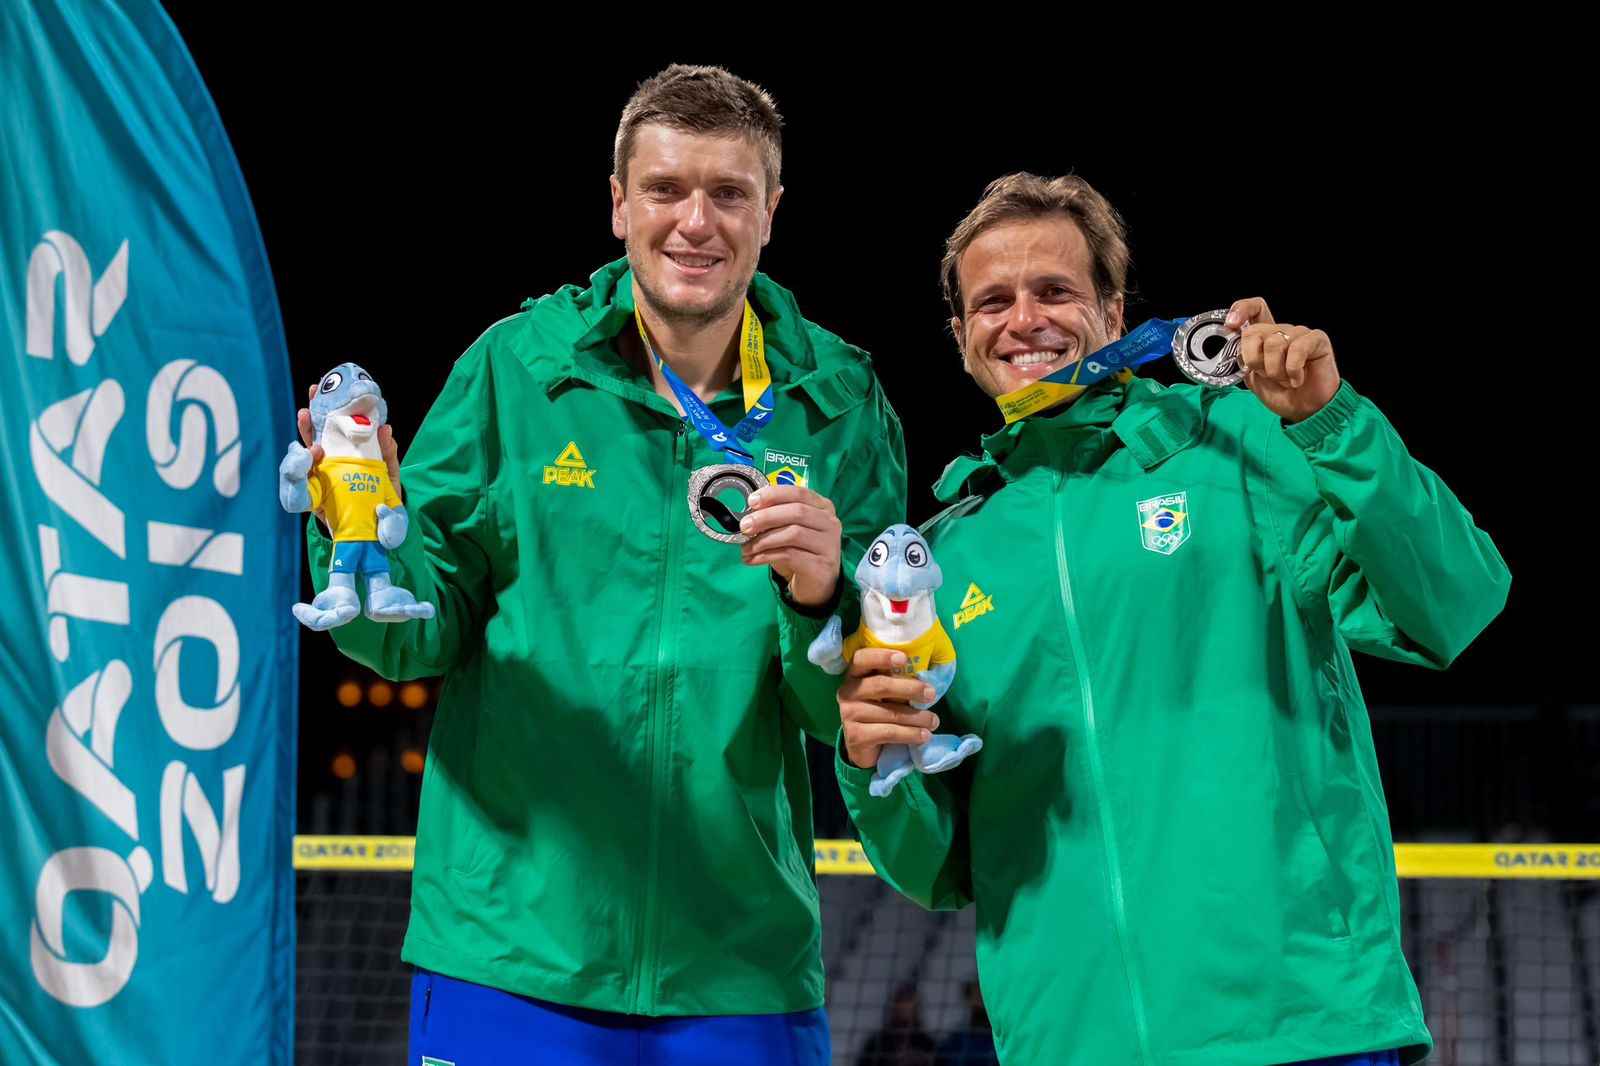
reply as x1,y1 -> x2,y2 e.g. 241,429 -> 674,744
294,835 -> 416,871
291,838 -> 1600,879
1394,844 -> 1600,879
814,839 -> 874,875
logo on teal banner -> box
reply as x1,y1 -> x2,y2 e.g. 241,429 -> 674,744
1,2 -> 297,1062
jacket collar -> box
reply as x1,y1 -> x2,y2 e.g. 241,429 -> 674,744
933,377 -> 1211,502
536,258 -> 866,419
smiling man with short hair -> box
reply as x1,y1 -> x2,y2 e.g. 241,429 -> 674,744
295,64 -> 907,1066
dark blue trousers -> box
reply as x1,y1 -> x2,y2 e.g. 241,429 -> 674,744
409,969 -> 830,1066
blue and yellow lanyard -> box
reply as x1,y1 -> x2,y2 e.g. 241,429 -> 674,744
993,317 -> 1187,424
636,301 -> 775,464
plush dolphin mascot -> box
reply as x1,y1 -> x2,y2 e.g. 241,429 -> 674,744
278,362 -> 434,631
809,524 -> 981,796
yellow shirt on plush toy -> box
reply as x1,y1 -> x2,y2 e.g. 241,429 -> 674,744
842,620 -> 957,675
306,457 -> 400,542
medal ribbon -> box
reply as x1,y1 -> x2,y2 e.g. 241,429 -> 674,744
993,317 -> 1188,424
637,300 -> 774,465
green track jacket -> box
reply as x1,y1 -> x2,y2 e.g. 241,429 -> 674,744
309,259 -> 906,1016
835,377 -> 1509,1064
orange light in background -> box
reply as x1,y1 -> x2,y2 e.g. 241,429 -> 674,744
401,749 -> 425,774
336,681 -> 362,707
368,681 -> 394,708
400,682 -> 428,709
331,754 -> 357,779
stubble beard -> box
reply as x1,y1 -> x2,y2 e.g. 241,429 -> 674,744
628,239 -> 753,331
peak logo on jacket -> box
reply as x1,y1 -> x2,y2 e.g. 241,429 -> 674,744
544,441 -> 595,489
1138,491 -> 1191,555
953,583 -> 995,629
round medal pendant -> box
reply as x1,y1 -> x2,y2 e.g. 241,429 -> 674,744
1172,309 -> 1246,387
687,463 -> 766,544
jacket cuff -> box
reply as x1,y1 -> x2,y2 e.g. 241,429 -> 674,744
1283,379 -> 1361,451
772,569 -> 844,661
770,567 -> 842,621
834,727 -> 878,794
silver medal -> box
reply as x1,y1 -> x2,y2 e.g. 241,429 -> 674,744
687,463 -> 766,544
1172,309 -> 1246,388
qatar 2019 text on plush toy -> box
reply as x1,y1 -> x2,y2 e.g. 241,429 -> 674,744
809,523 -> 981,797
277,362 -> 435,631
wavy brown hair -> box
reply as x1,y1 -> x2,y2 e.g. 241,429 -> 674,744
941,173 -> 1130,321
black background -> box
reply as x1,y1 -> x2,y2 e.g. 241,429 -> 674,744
155,10 -> 1585,816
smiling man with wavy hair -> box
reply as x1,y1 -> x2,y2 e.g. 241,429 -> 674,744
827,171 -> 1510,1066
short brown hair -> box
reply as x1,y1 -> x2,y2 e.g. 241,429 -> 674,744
941,173 -> 1130,321
614,64 -> 783,200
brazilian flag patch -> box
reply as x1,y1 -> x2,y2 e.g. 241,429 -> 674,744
1137,491 -> 1191,555
763,447 -> 811,488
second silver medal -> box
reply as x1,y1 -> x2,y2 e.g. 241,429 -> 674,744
1171,309 -> 1247,388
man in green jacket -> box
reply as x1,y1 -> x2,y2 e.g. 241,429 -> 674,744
832,173 -> 1509,1066
289,66 -> 905,1065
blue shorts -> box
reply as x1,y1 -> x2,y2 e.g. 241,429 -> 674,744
409,969 -> 830,1066
329,539 -> 388,576
1295,1052 -> 1401,1066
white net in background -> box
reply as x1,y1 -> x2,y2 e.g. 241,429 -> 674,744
294,869 -> 1600,1065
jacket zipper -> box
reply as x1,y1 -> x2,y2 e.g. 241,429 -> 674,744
634,422 -> 687,1014
1052,463 -> 1154,1063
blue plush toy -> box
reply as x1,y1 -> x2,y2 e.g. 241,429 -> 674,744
809,524 -> 982,797
278,362 -> 434,631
